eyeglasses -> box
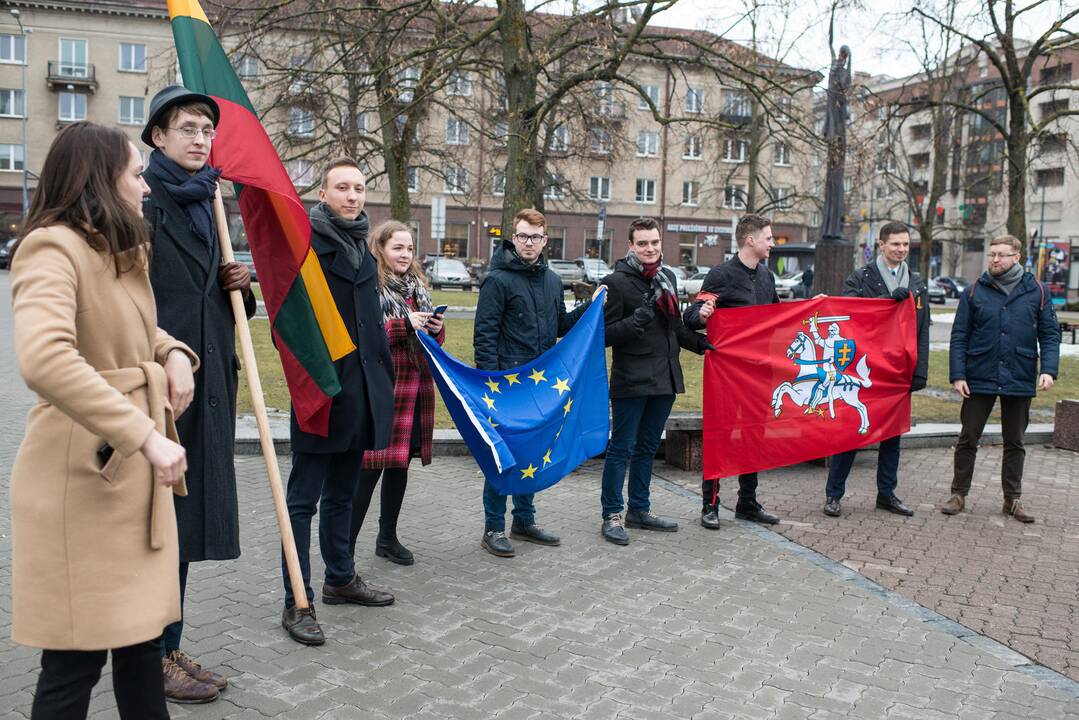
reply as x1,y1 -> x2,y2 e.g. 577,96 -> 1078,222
987,252 -> 1017,259
512,233 -> 546,245
168,126 -> 217,140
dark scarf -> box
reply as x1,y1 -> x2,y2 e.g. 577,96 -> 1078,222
991,262 -> 1024,295
379,271 -> 433,319
145,150 -> 220,254
624,252 -> 678,317
309,202 -> 369,271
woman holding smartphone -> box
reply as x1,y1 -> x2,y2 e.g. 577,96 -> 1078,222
350,221 -> 445,566
9,122 -> 198,718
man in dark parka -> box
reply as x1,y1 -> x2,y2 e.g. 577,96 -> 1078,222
280,158 -> 395,647
143,86 -> 255,704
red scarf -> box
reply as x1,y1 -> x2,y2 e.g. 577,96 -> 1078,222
639,260 -> 679,317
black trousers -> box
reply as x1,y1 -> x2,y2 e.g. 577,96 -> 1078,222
952,393 -> 1031,500
701,474 -> 759,511
31,639 -> 168,720
349,466 -> 408,557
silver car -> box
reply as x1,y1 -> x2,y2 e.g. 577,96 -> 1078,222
549,259 -> 584,288
426,257 -> 472,290
574,257 -> 613,283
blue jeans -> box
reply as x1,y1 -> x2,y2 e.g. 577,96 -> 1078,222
600,394 -> 676,518
482,480 -> 535,533
826,434 -> 901,499
282,451 -> 361,608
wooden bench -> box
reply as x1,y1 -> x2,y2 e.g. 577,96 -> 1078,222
664,413 -> 704,471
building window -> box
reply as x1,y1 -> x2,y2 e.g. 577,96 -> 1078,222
59,38 -> 89,77
0,34 -> 26,64
682,180 -> 699,206
774,142 -> 791,166
724,184 -> 747,209
639,84 -> 659,109
0,143 -> 25,171
773,186 -> 793,210
397,66 -> 420,102
235,54 -> 259,79
683,135 -> 702,160
286,159 -> 314,187
444,165 -> 468,194
0,89 -> 25,118
406,166 -> 418,192
446,70 -> 472,96
118,96 -> 145,125
776,97 -> 792,121
636,131 -> 659,157
287,107 -> 315,137
544,172 -> 566,199
686,88 -> 704,114
58,92 -> 87,122
493,121 -> 508,147
549,124 -> 569,152
492,170 -> 505,196
546,227 -> 566,260
635,178 -> 656,204
1039,98 -> 1068,121
1039,132 -> 1068,154
723,90 -> 751,118
354,111 -> 370,134
442,223 -> 469,257
1040,63 -> 1072,84
874,184 -> 889,199
589,176 -> 611,201
590,127 -> 611,154
446,116 -> 470,145
1035,168 -> 1065,188
118,42 -> 146,73
875,155 -> 897,173
722,137 -> 747,162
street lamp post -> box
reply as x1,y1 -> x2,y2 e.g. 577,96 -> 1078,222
9,9 -> 28,218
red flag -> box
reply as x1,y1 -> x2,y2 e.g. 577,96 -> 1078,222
703,296 -> 918,479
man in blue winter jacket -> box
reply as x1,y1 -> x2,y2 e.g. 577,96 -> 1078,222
942,234 -> 1060,522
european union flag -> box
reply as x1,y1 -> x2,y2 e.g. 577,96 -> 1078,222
416,291 -> 609,495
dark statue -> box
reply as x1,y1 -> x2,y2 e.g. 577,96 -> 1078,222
821,44 -> 851,243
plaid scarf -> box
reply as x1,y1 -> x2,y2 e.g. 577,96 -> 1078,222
378,271 -> 434,367
624,252 -> 678,317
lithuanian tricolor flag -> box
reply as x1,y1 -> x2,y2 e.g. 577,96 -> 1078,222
167,0 -> 355,436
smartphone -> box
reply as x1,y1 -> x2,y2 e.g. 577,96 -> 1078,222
96,442 -> 114,468
432,304 -> 448,316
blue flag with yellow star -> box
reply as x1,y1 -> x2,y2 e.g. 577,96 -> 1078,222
416,291 -> 609,495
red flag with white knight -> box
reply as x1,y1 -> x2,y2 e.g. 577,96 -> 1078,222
703,296 -> 918,479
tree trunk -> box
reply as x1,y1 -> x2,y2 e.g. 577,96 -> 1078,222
497,0 -> 541,231
745,95 -> 763,212
1004,95 -> 1029,251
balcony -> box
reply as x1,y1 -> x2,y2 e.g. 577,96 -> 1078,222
47,61 -> 97,93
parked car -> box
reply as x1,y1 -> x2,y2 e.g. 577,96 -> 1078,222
774,270 -> 804,299
664,264 -> 688,297
549,259 -> 584,288
426,257 -> 472,290
933,276 -> 968,299
927,278 -> 947,304
685,272 -> 708,297
233,250 -> 257,283
573,257 -> 612,283
0,237 -> 16,269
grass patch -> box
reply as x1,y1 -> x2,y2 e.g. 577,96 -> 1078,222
238,319 -> 1074,428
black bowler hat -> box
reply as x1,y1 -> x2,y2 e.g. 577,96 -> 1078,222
141,85 -> 220,147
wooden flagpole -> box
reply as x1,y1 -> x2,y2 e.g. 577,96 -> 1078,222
212,188 -> 309,611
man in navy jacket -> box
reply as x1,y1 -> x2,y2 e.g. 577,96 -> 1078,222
942,235 -> 1059,522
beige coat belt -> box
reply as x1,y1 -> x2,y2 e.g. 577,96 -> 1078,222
99,362 -> 186,551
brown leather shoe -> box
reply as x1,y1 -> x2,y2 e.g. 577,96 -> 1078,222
322,574 -> 394,607
1003,498 -> 1035,523
169,650 -> 227,691
940,494 -> 965,515
282,605 -> 325,646
162,655 -> 219,704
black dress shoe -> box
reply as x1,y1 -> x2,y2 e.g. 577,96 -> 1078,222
625,510 -> 679,532
510,522 -> 561,546
876,494 -> 914,516
481,530 -> 515,557
601,514 -> 629,545
701,506 -> 720,530
376,536 -> 415,566
823,497 -> 842,517
735,505 -> 780,524
322,575 -> 395,606
282,606 -> 325,646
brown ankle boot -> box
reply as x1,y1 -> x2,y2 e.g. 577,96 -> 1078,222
169,649 -> 228,691
162,655 -> 219,704
940,494 -> 965,515
1003,498 -> 1035,523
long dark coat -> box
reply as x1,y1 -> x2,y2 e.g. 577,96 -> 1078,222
145,173 -> 255,563
602,260 -> 708,398
289,214 -> 394,454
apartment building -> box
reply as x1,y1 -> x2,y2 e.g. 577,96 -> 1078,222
0,0 -> 818,272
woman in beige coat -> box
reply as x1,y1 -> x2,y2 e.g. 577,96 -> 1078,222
10,122 -> 199,719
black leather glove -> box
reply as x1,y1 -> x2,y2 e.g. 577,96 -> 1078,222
632,303 -> 655,330
891,287 -> 911,302
703,341 -> 717,352
911,376 -> 927,392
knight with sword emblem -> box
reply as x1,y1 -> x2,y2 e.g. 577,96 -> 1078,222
805,312 -> 854,412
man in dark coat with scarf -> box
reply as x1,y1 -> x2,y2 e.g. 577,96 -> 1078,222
472,208 -> 595,558
280,158 -> 395,646
822,221 -> 929,519
143,86 -> 255,704
599,217 -> 710,545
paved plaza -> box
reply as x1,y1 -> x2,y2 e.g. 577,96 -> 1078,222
1,272 -> 1078,718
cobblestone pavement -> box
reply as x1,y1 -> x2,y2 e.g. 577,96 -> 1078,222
2,273 -> 1079,719
661,442 -> 1079,686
